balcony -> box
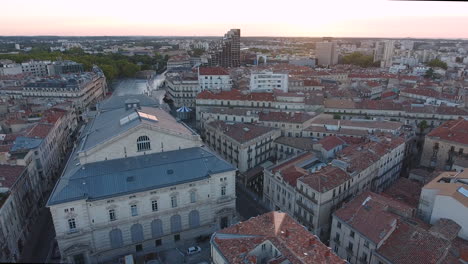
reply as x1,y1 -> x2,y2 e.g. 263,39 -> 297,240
296,200 -> 315,215
333,237 -> 341,246
217,196 -> 234,204
296,188 -> 317,204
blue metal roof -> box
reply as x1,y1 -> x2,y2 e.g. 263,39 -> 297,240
47,147 -> 235,206
11,137 -> 43,152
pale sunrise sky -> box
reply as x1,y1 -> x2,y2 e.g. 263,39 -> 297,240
1,0 -> 468,38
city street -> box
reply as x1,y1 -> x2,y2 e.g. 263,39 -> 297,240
236,184 -> 269,221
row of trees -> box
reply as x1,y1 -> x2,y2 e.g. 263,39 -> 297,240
426,59 -> 448,70
0,48 -> 168,80
341,52 -> 380,68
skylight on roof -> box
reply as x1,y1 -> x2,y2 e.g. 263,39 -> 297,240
137,111 -> 158,122
458,186 -> 468,198
119,112 -> 139,126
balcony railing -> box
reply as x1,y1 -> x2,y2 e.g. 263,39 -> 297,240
296,199 -> 315,215
296,188 -> 318,204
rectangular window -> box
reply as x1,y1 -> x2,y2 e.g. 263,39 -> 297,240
350,230 -> 355,238
136,244 -> 143,252
364,240 -> 370,248
155,239 -> 162,247
109,209 -> 116,221
171,196 -> 178,208
68,218 -> 76,231
221,186 -> 226,196
190,192 -> 196,203
152,200 -> 158,212
337,221 -> 341,229
131,205 -> 138,216
174,234 -> 180,241
348,242 -> 353,251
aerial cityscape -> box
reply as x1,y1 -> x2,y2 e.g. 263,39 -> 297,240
0,1 -> 468,264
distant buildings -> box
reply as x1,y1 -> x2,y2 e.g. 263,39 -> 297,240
1,67 -> 107,112
374,40 -> 395,68
208,29 -> 241,68
316,41 -> 338,66
418,170 -> 468,239
420,119 -> 468,170
166,54 -> 191,70
211,211 -> 345,264
47,95 -> 237,263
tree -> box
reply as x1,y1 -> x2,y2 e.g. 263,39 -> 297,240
341,52 -> 378,68
426,59 -> 447,70
424,68 -> 435,79
418,120 -> 429,133
333,114 -> 341,120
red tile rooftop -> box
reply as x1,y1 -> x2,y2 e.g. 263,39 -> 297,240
26,123 -> 53,139
335,191 -> 415,244
0,165 -> 25,189
206,120 -> 278,144
198,66 -> 229,75
382,177 -> 423,208
213,212 -> 345,264
197,89 -> 275,102
426,118 -> 468,145
316,136 -> 346,151
299,165 -> 351,193
259,111 -> 315,124
375,220 -> 456,264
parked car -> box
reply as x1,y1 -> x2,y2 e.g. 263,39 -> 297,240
186,246 -> 202,255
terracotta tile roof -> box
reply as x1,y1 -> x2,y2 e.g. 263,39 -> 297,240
0,165 -> 25,189
0,144 -> 12,152
271,152 -> 315,186
382,177 -> 422,208
199,67 -> 229,75
213,212 -> 345,264
41,109 -> 66,124
316,136 -> 346,151
335,192 -> 414,244
197,89 -> 275,102
274,137 -> 315,151
26,123 -> 53,139
429,218 -> 461,241
206,120 -> 278,144
299,165 -> 351,193
323,98 -> 356,109
375,220 -> 453,264
426,118 -> 468,145
259,111 -> 315,124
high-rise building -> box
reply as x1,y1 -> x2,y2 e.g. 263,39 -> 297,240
315,41 -> 338,66
208,29 -> 240,68
374,40 -> 395,68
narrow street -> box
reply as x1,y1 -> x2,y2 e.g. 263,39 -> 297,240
236,184 -> 269,220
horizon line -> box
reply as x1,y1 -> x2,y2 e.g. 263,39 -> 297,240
1,35 -> 467,40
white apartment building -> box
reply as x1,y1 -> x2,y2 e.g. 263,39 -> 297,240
47,96 -> 237,264
198,67 -> 232,91
21,60 -> 51,77
418,170 -> 468,240
165,72 -> 199,107
250,71 -> 289,93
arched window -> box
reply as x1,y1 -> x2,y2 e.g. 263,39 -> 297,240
109,228 -> 123,248
131,223 -> 144,243
151,219 -> 164,238
189,210 -> 200,228
171,214 -> 182,233
137,135 -> 151,151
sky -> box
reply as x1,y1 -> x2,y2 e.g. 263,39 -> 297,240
1,0 -> 468,38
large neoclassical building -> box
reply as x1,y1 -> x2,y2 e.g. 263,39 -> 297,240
47,95 -> 237,264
